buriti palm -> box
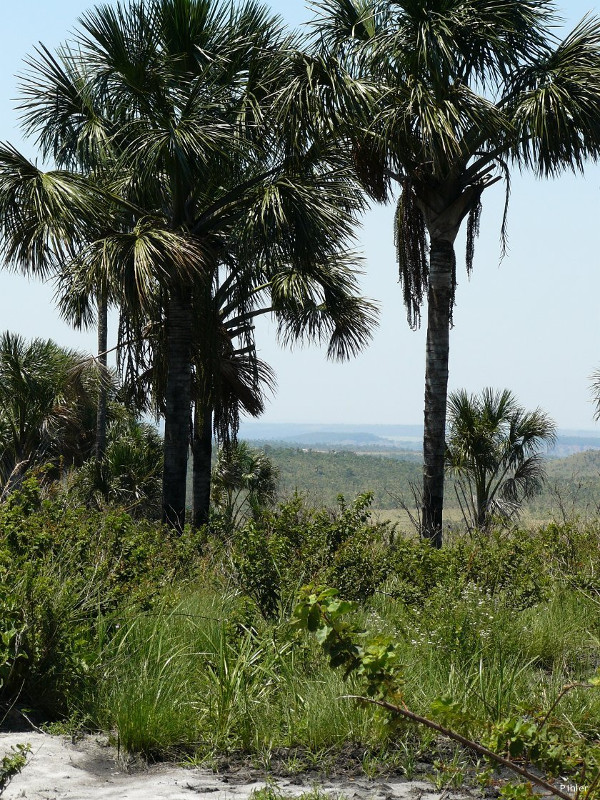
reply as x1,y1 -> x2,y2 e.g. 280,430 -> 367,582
307,0 -> 600,545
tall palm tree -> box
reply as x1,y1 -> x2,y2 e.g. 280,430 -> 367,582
309,0 -> 600,545
446,388 -> 556,530
0,0 -> 376,531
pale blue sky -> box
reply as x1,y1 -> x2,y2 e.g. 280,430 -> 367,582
1,1 -> 599,429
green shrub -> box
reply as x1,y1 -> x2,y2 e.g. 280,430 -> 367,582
231,493 -> 393,617
0,475 -> 204,716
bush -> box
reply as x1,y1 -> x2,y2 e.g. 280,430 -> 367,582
0,475 -> 204,716
231,492 -> 394,617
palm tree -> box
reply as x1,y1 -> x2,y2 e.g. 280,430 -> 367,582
1,0 -> 376,532
446,388 -> 556,530
0,332 -> 99,492
310,0 -> 600,545
189,243 -> 375,527
70,413 -> 163,517
211,440 -> 279,528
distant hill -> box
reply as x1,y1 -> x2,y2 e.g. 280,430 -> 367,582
238,422 -> 423,447
546,448 -> 600,477
279,431 -> 395,446
548,436 -> 600,458
239,423 -> 600,457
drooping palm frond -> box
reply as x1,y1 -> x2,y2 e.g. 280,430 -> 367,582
506,14 -> 600,176
394,179 -> 428,329
0,145 -> 104,274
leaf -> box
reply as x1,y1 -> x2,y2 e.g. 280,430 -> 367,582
307,605 -> 323,632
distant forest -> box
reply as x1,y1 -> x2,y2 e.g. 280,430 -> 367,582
241,444 -> 600,520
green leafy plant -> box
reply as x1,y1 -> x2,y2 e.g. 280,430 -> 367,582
293,585 -> 600,799
232,492 -> 393,618
0,476 -> 204,716
0,743 -> 30,794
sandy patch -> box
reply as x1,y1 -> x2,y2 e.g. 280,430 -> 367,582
0,732 -> 479,800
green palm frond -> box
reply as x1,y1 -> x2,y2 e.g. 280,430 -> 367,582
0,144 -> 105,273
272,256 -> 378,361
212,439 -> 279,525
507,14 -> 600,175
446,387 -> 556,528
76,223 -> 209,315
0,332 -> 102,485
311,0 -> 379,56
18,44 -> 114,169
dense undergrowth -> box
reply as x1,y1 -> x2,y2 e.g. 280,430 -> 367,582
1,479 -> 599,791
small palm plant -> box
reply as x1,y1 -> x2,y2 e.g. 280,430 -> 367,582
71,415 -> 163,518
0,332 -> 100,493
211,442 -> 279,529
446,388 -> 556,530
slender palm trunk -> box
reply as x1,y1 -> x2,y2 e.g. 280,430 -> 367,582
162,291 -> 193,532
192,399 -> 213,528
475,475 -> 487,530
422,238 -> 455,548
95,291 -> 108,460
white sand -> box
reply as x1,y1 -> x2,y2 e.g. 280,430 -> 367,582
0,732 -> 480,800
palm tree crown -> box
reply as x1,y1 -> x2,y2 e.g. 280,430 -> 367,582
0,0 -> 377,531
446,388 -> 556,529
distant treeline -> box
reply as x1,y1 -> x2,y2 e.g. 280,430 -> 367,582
264,444 -> 423,509
251,445 -> 600,519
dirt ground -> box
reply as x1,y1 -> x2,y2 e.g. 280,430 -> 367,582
0,731 -> 482,800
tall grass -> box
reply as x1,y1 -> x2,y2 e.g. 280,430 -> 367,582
37,512 -> 594,767
93,588 -> 384,758
92,579 -> 600,762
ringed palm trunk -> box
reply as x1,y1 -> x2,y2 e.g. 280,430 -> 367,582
162,290 -> 194,532
192,398 -> 213,528
95,290 -> 108,460
421,237 -> 455,548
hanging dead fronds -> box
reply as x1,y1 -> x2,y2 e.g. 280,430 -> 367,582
394,179 -> 428,329
496,156 -> 511,261
465,195 -> 482,277
352,135 -> 389,203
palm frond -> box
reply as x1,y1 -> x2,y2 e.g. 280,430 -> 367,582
0,144 -> 105,274
508,14 -> 600,175
446,387 -> 556,528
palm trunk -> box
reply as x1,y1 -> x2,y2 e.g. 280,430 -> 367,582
162,291 -> 193,532
422,238 -> 455,548
475,471 -> 492,529
95,291 -> 108,460
192,400 -> 213,528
